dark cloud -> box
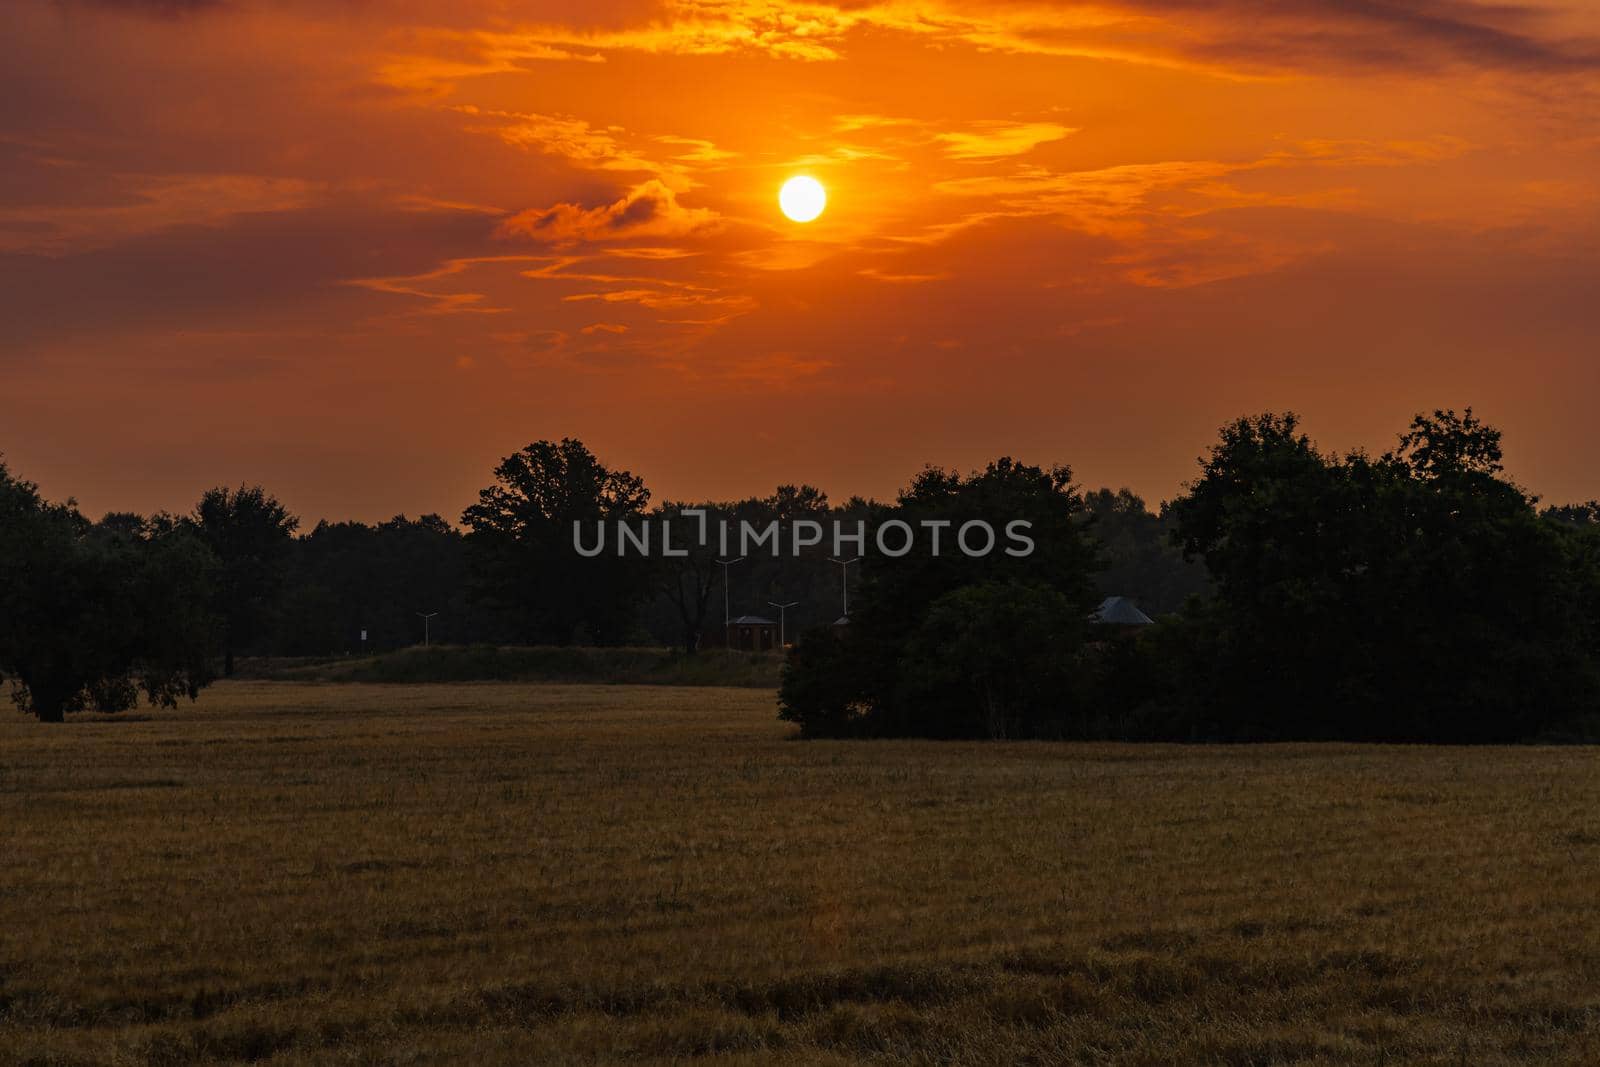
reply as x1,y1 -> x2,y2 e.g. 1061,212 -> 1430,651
60,0 -> 225,17
0,199 -> 502,352
1119,0 -> 1600,73
27,0 -> 1600,74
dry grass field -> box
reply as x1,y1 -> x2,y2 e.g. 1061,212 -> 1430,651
4,682 -> 1600,1065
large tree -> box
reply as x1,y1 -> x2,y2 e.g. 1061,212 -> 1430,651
0,461 -> 217,722
462,438 -> 652,645
1164,409 -> 1600,741
187,486 -> 299,674
894,580 -> 1088,739
780,457 -> 1104,738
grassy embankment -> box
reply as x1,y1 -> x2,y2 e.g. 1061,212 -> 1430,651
233,644 -> 784,688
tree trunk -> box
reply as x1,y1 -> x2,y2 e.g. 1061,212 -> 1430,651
30,686 -> 67,723
670,572 -> 711,657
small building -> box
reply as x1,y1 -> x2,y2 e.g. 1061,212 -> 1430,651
727,615 -> 779,652
1092,596 -> 1154,627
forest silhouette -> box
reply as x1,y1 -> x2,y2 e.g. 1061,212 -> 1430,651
3,409 -> 1597,740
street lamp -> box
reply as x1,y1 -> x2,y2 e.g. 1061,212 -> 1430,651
827,556 -> 861,619
767,600 -> 799,647
715,556 -> 744,633
416,611 -> 439,647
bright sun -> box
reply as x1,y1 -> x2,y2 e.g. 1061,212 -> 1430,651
779,176 -> 826,223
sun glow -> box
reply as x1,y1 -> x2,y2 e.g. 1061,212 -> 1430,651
779,176 -> 826,222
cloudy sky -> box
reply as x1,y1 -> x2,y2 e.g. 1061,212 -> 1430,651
3,0 -> 1598,520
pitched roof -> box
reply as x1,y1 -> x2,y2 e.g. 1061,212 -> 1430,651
1093,596 -> 1154,626
729,615 -> 776,626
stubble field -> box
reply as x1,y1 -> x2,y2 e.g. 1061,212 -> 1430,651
3,681 -> 1599,1065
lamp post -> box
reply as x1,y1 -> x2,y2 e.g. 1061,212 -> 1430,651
827,556 -> 861,619
416,611 -> 439,647
767,600 -> 799,647
715,557 -> 744,642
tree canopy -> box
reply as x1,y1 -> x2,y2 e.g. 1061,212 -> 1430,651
780,458 -> 1105,738
461,438 -> 653,645
6,415 -> 1597,740
781,411 -> 1600,743
188,485 -> 299,675
0,460 -> 217,722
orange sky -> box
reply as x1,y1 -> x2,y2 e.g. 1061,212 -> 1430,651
3,0 -> 1598,522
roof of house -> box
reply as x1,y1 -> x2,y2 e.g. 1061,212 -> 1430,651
729,615 -> 777,626
1093,596 -> 1155,626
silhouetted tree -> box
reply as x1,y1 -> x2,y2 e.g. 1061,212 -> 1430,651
784,413 -> 1600,743
1395,406 -> 1505,480
654,501 -> 726,655
1543,501 -> 1600,528
0,461 -> 217,722
777,623 -> 871,738
187,486 -> 298,674
1161,409 -> 1600,741
896,581 -> 1087,739
781,458 -> 1104,738
274,514 -> 475,655
462,439 -> 652,645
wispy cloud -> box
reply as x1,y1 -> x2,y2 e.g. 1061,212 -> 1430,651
450,105 -> 660,174
383,0 -> 1600,80
936,121 -> 1077,160
499,180 -> 721,244
346,255 -> 550,316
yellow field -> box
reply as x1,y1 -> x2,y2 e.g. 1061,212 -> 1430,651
4,682 -> 1600,1065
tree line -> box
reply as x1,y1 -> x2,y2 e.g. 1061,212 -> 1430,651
5,408 -> 1596,738
780,410 -> 1600,743
0,436 -> 1202,724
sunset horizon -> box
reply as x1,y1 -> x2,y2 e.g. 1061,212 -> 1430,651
5,0 -> 1598,523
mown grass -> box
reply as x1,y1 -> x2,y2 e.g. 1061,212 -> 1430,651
3,682 -> 1600,1064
